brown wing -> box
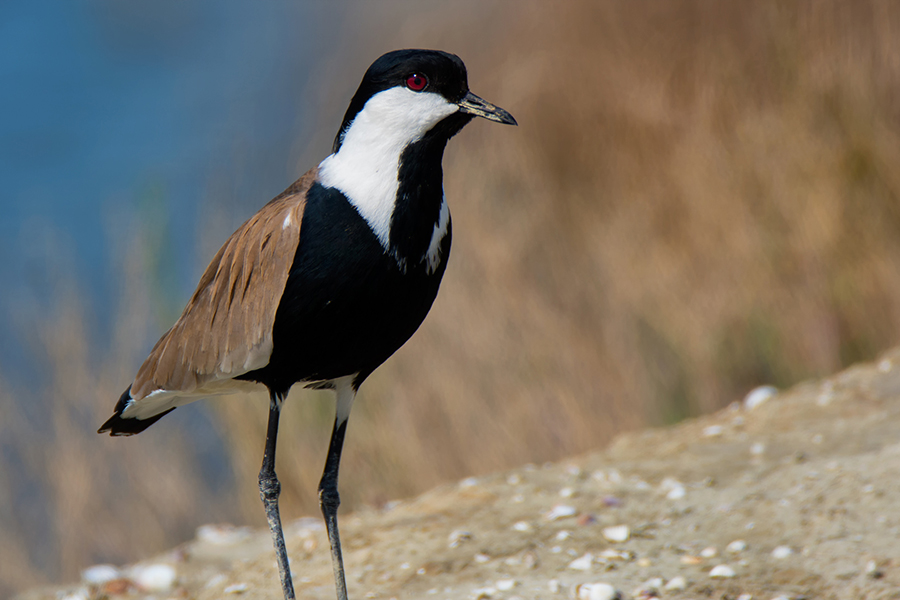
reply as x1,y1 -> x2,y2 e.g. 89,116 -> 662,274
130,168 -> 318,400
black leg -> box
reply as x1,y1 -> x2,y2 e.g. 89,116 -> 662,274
259,391 -> 296,600
320,416 -> 349,600
319,376 -> 356,600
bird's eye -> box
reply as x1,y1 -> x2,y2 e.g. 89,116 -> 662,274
406,74 -> 428,92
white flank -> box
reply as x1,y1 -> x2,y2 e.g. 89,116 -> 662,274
425,196 -> 450,273
333,375 -> 356,425
318,87 -> 459,249
282,212 -> 293,230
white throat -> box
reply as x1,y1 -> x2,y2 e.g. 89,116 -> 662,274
318,87 -> 459,250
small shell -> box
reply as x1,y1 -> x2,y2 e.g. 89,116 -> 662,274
81,564 -> 119,585
726,539 -> 748,553
568,553 -> 594,571
602,525 -> 630,543
743,385 -> 777,410
772,545 -> 793,559
131,564 -> 176,592
663,576 -> 687,591
545,505 -> 577,520
448,530 -> 472,548
709,564 -> 736,578
575,582 -> 620,600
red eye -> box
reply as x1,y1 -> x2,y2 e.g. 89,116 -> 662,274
406,74 -> 428,92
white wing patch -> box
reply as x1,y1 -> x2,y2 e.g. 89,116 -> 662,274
121,378 -> 262,420
318,87 -> 459,249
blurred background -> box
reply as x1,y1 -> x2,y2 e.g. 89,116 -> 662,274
3,0 -> 900,595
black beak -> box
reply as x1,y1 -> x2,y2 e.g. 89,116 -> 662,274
458,91 -> 517,126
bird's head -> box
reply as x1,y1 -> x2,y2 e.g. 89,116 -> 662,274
332,49 -> 516,154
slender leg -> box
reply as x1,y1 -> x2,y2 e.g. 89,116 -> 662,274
319,378 -> 356,600
259,391 -> 296,600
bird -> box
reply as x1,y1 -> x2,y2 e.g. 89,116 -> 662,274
98,49 -> 516,600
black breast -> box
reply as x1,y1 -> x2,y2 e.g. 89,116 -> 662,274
238,182 -> 451,395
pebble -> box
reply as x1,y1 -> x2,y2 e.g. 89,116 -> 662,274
750,442 -> 766,456
459,477 -> 479,489
865,559 -> 884,578
196,524 -> 252,545
59,590 -> 90,600
663,575 -> 687,591
495,579 -> 517,591
709,564 -> 736,578
744,385 -> 778,410
602,525 -> 630,542
545,504 -> 577,520
727,539 -> 748,553
632,577 -> 663,597
472,586 -> 496,599
578,513 -> 597,526
568,553 -> 594,571
81,564 -> 119,585
816,381 -> 834,406
556,530 -> 572,541
700,546 -> 718,558
131,563 -> 176,592
772,545 -> 793,559
474,553 -> 491,564
507,473 -> 522,485
680,555 -> 702,565
574,582 -> 620,600
878,358 -> 893,372
598,548 -> 632,561
703,425 -> 724,437
548,579 -> 561,593
667,485 -> 686,500
448,529 -> 472,548
224,583 -> 248,594
512,521 -> 533,532
560,486 -> 575,498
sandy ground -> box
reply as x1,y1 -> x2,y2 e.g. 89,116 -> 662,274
16,347 -> 900,600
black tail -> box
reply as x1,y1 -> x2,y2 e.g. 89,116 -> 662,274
97,385 -> 175,436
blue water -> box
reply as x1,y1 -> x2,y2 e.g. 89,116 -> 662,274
0,0 -> 344,379
0,0 -> 353,584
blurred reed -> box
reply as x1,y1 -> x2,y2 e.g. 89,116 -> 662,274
5,0 -> 900,596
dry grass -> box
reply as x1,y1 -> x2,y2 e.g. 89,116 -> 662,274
5,0 -> 900,595
219,0 -> 900,521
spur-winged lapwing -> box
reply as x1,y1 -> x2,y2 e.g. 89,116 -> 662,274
98,49 -> 516,600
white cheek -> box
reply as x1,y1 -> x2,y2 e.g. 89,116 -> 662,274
318,88 -> 458,248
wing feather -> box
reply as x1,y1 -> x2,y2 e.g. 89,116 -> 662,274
130,168 -> 318,400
